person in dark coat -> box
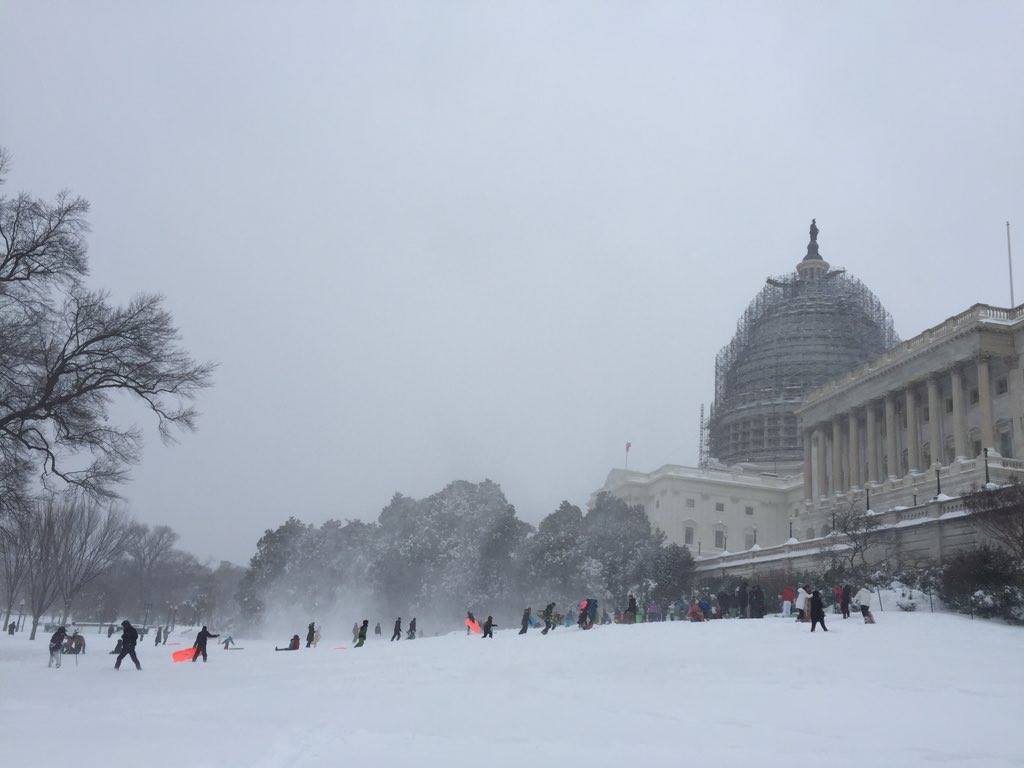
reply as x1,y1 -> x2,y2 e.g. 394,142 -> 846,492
306,622 -> 316,648
374,622 -> 382,638
114,620 -> 141,670
154,626 -> 163,646
276,634 -> 301,651
519,607 -> 530,635
750,586 -> 765,618
191,625 -> 220,662
717,591 -> 731,618
541,603 -> 556,634
737,583 -> 749,618
841,585 -> 852,619
355,620 -> 369,647
466,610 -> 476,635
407,618 -> 417,640
625,594 -> 638,624
162,626 -> 169,645
482,616 -> 496,638
391,618 -> 402,641
48,626 -> 67,668
810,590 -> 828,632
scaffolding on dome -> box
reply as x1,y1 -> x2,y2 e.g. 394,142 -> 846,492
709,268 -> 898,467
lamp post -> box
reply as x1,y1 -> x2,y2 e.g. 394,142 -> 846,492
865,486 -> 871,512
936,467 -> 942,496
984,447 -> 990,484
753,527 -> 758,546
698,540 -> 701,556
789,520 -> 793,539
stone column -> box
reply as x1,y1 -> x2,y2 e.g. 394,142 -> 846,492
802,429 -> 813,500
815,425 -> 828,497
927,376 -> 942,466
866,402 -> 879,483
906,385 -> 920,472
832,416 -> 844,493
885,393 -> 898,479
978,355 -> 996,451
848,409 -> 860,488
951,366 -> 969,459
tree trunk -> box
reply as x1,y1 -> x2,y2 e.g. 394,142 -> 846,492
29,616 -> 39,640
2,606 -> 11,631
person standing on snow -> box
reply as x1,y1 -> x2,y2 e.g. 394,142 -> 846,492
191,625 -> 219,662
795,585 -> 811,622
391,617 -> 402,641
407,618 -> 417,640
519,607 -> 531,635
222,635 -> 236,650
541,603 -> 555,634
840,585 -> 852,619
374,621 -> 382,639
482,615 -> 496,638
154,626 -> 162,646
306,622 -> 316,648
781,585 -> 796,616
809,590 -> 828,632
312,626 -> 322,647
114,620 -> 142,670
355,620 -> 369,647
625,594 -> 638,624
737,582 -> 749,618
162,626 -> 170,645
48,626 -> 67,668
853,586 -> 874,622
352,622 -> 360,643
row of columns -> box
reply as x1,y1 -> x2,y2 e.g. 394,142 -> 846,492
804,356 -> 998,500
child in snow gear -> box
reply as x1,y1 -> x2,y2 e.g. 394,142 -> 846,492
356,620 -> 368,647
352,622 -> 360,643
841,585 -> 852,619
162,626 -> 169,645
48,626 -> 67,668
154,626 -> 162,646
482,616 -> 496,638
222,635 -> 236,650
519,608 -> 530,634
809,590 -> 827,632
192,626 -> 219,662
306,622 -> 316,648
406,618 -> 416,640
391,618 -> 402,641
374,621 -> 381,638
114,620 -> 142,670
276,634 -> 301,651
577,599 -> 590,629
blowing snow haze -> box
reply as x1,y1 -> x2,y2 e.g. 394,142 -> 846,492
1,2 -> 1021,563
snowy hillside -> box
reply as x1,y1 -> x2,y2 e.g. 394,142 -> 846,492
2,612 -> 1021,767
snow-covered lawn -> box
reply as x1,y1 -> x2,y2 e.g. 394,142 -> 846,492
2,611 -> 1021,767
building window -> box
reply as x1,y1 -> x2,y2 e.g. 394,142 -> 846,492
684,526 -> 694,545
714,529 -> 726,549
1000,430 -> 1013,458
923,406 -> 930,423
970,388 -> 979,405
685,498 -> 695,508
922,443 -> 931,466
715,502 -> 725,512
973,439 -> 982,457
997,377 -> 1008,395
744,531 -> 755,549
805,528 -> 815,540
945,397 -> 954,414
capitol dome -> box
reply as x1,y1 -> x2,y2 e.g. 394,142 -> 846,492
708,220 -> 898,467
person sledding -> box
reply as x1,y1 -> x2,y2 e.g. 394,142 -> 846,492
482,616 -> 496,638
114,620 -> 142,670
276,634 -> 301,651
519,607 -> 531,635
48,626 -> 67,668
355,620 -> 369,647
192,626 -> 219,662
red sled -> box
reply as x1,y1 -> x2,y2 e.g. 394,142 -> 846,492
171,647 -> 195,663
465,619 -> 481,635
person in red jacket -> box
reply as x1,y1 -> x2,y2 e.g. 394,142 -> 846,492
781,585 -> 796,616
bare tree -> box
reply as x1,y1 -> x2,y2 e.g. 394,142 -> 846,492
828,501 -> 887,575
54,495 -> 133,623
127,523 -> 179,609
22,498 -> 63,639
962,482 -> 1024,563
0,147 -> 214,508
1,512 -> 31,630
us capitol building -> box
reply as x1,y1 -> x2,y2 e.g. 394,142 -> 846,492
595,221 -> 1024,574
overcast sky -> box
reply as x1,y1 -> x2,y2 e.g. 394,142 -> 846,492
2,1 -> 1022,563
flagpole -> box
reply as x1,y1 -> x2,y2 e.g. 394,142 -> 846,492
1008,221 -> 1015,307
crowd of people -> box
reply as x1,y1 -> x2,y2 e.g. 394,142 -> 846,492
34,581 -> 879,670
